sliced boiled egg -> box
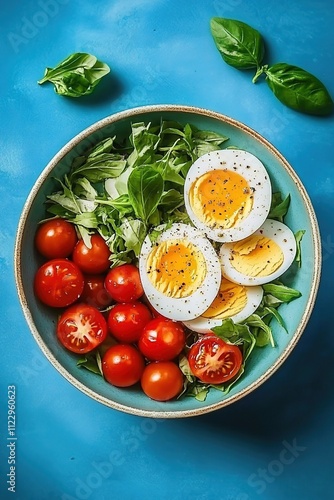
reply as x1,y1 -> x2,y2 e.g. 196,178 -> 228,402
138,223 -> 221,321
184,149 -> 272,242
219,219 -> 297,286
183,278 -> 263,333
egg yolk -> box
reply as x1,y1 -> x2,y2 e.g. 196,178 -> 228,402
202,278 -> 247,319
230,235 -> 284,277
189,169 -> 254,230
146,239 -> 207,299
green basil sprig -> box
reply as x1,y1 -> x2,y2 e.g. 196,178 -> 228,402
38,53 -> 110,97
210,18 -> 333,116
210,17 -> 264,69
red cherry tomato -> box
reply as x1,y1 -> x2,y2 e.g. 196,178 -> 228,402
35,218 -> 78,259
57,303 -> 108,354
107,302 -> 152,343
188,335 -> 243,384
141,361 -> 184,401
102,344 -> 145,387
138,318 -> 186,361
81,274 -> 113,309
105,264 -> 144,303
34,259 -> 84,308
72,234 -> 111,274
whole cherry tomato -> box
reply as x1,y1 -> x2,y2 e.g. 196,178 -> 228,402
105,264 -> 144,303
141,361 -> 184,401
35,218 -> 78,259
102,344 -> 145,387
72,234 -> 111,274
138,317 -> 185,361
107,302 -> 152,343
34,258 -> 84,308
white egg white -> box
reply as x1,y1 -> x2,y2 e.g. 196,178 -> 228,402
220,219 -> 297,286
183,285 -> 263,334
138,223 -> 221,321
184,149 -> 272,243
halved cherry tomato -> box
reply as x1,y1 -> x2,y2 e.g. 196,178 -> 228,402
35,218 -> 78,259
138,318 -> 185,361
141,361 -> 184,401
57,303 -> 108,354
105,264 -> 144,303
102,344 -> 145,387
188,335 -> 243,384
72,234 -> 111,274
107,302 -> 152,343
81,274 -> 113,309
34,258 -> 84,308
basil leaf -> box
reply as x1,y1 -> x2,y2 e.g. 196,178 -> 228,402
127,167 -> 164,224
264,63 -> 333,116
159,189 -> 185,213
210,18 -> 264,69
38,52 -> 110,97
77,352 -> 103,375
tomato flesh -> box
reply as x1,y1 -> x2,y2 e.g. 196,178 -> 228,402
141,361 -> 184,401
188,335 -> 243,384
57,303 -> 108,354
34,258 -> 84,308
102,344 -> 145,387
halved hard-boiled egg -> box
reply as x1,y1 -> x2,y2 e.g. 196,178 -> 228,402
184,149 -> 272,243
219,219 -> 297,286
183,277 -> 263,333
138,223 -> 221,321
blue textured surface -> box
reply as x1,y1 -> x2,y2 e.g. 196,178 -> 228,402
1,1 -> 333,499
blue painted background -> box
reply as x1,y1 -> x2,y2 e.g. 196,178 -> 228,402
1,1 -> 333,499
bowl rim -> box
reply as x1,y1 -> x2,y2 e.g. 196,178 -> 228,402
14,104 -> 322,418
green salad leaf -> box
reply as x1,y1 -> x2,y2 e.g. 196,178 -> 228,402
45,120 -> 228,265
38,53 -> 110,97
43,119 -> 304,403
181,281 -> 302,400
210,17 -> 264,70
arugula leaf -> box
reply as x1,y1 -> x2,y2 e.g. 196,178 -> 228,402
118,218 -> 147,257
268,193 -> 290,221
262,282 -> 302,302
38,53 -> 110,97
44,120 -> 228,267
294,230 -> 306,267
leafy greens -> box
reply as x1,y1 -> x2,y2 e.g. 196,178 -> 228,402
38,53 -> 110,97
45,120 -> 229,265
46,119 -> 304,401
